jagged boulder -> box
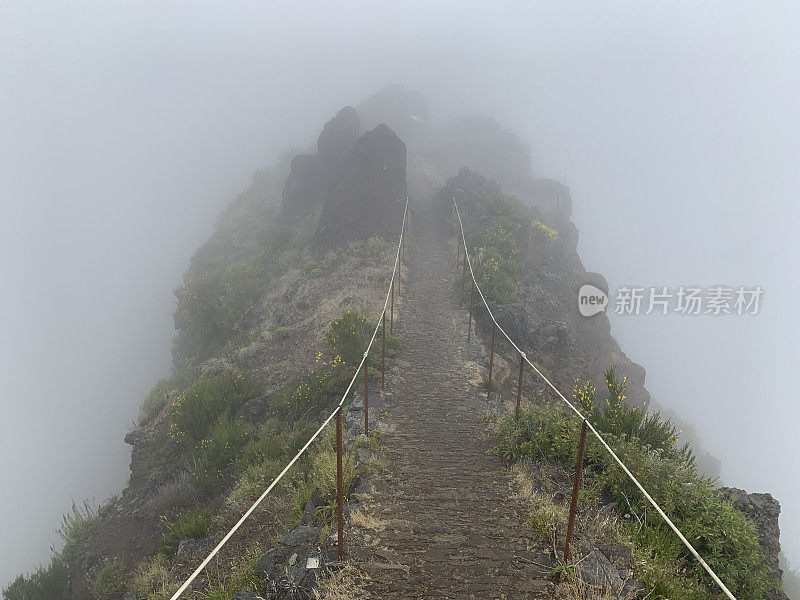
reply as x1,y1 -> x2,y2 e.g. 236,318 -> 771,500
357,84 -> 429,140
317,106 -> 360,164
721,488 -> 788,600
279,107 -> 360,224
315,124 -> 407,248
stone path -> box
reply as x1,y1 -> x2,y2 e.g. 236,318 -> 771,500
359,200 -> 554,599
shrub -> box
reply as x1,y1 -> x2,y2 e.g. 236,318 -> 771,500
486,193 -> 517,219
471,245 -> 519,305
91,559 -> 126,600
269,310 -> 398,420
192,414 -> 252,487
325,310 -> 375,366
2,558 -> 70,600
531,220 -> 558,242
173,262 -> 262,363
268,367 -> 348,420
309,267 -> 323,278
573,368 -> 692,463
160,508 -> 215,558
58,500 -> 100,568
2,502 -> 99,600
139,379 -> 174,425
351,236 -> 388,261
128,554 -> 174,600
304,260 -> 320,274
492,372 -> 775,599
229,420 -> 319,501
170,371 -> 262,445
273,326 -> 292,340
463,197 -> 523,307
320,250 -> 339,269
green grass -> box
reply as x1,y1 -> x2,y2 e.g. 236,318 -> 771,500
90,558 -> 126,600
2,501 -> 99,600
170,371 -> 262,445
160,509 -> 215,558
492,368 -> 776,599
139,379 -> 174,425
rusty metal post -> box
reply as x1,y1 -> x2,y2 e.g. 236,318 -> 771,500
564,419 -> 589,563
381,311 -> 386,389
462,251 -> 467,292
487,324 -> 495,398
467,281 -> 475,343
335,408 -> 344,559
515,352 -> 525,421
363,353 -> 369,436
390,278 -> 394,334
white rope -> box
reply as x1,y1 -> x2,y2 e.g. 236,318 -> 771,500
169,197 -> 409,600
452,196 -> 737,600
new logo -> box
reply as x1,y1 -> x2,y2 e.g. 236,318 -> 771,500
578,284 -> 608,317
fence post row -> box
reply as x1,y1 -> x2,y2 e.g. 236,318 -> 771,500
564,419 -> 589,563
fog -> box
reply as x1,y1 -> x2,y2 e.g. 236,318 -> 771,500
1,0 -> 798,589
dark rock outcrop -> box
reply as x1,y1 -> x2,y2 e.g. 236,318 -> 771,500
357,84 -> 429,140
279,107 -> 360,223
317,106 -> 360,163
315,124 -> 407,248
722,488 -> 788,600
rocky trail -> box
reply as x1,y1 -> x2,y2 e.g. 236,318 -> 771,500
352,200 -> 555,599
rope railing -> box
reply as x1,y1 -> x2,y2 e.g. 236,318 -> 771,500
169,197 -> 409,600
451,195 -> 738,600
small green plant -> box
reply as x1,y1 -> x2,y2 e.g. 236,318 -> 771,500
90,558 -> 126,600
139,379 -> 174,425
170,371 -> 262,445
354,236 -> 388,260
325,310 -> 374,366
58,500 -> 100,568
160,509 -> 215,558
549,558 -> 577,582
303,260 -> 320,274
173,262 -> 262,363
320,250 -> 339,269
526,495 -> 566,541
192,414 -> 252,487
273,326 -> 293,340
479,373 -> 498,394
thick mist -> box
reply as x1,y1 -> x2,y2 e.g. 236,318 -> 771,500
1,0 -> 797,589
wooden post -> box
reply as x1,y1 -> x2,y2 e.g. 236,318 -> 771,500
336,408 -> 344,559
467,281 -> 475,343
515,353 -> 525,420
381,311 -> 386,389
564,420 -> 589,563
487,324 -> 495,398
363,356 -> 369,436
